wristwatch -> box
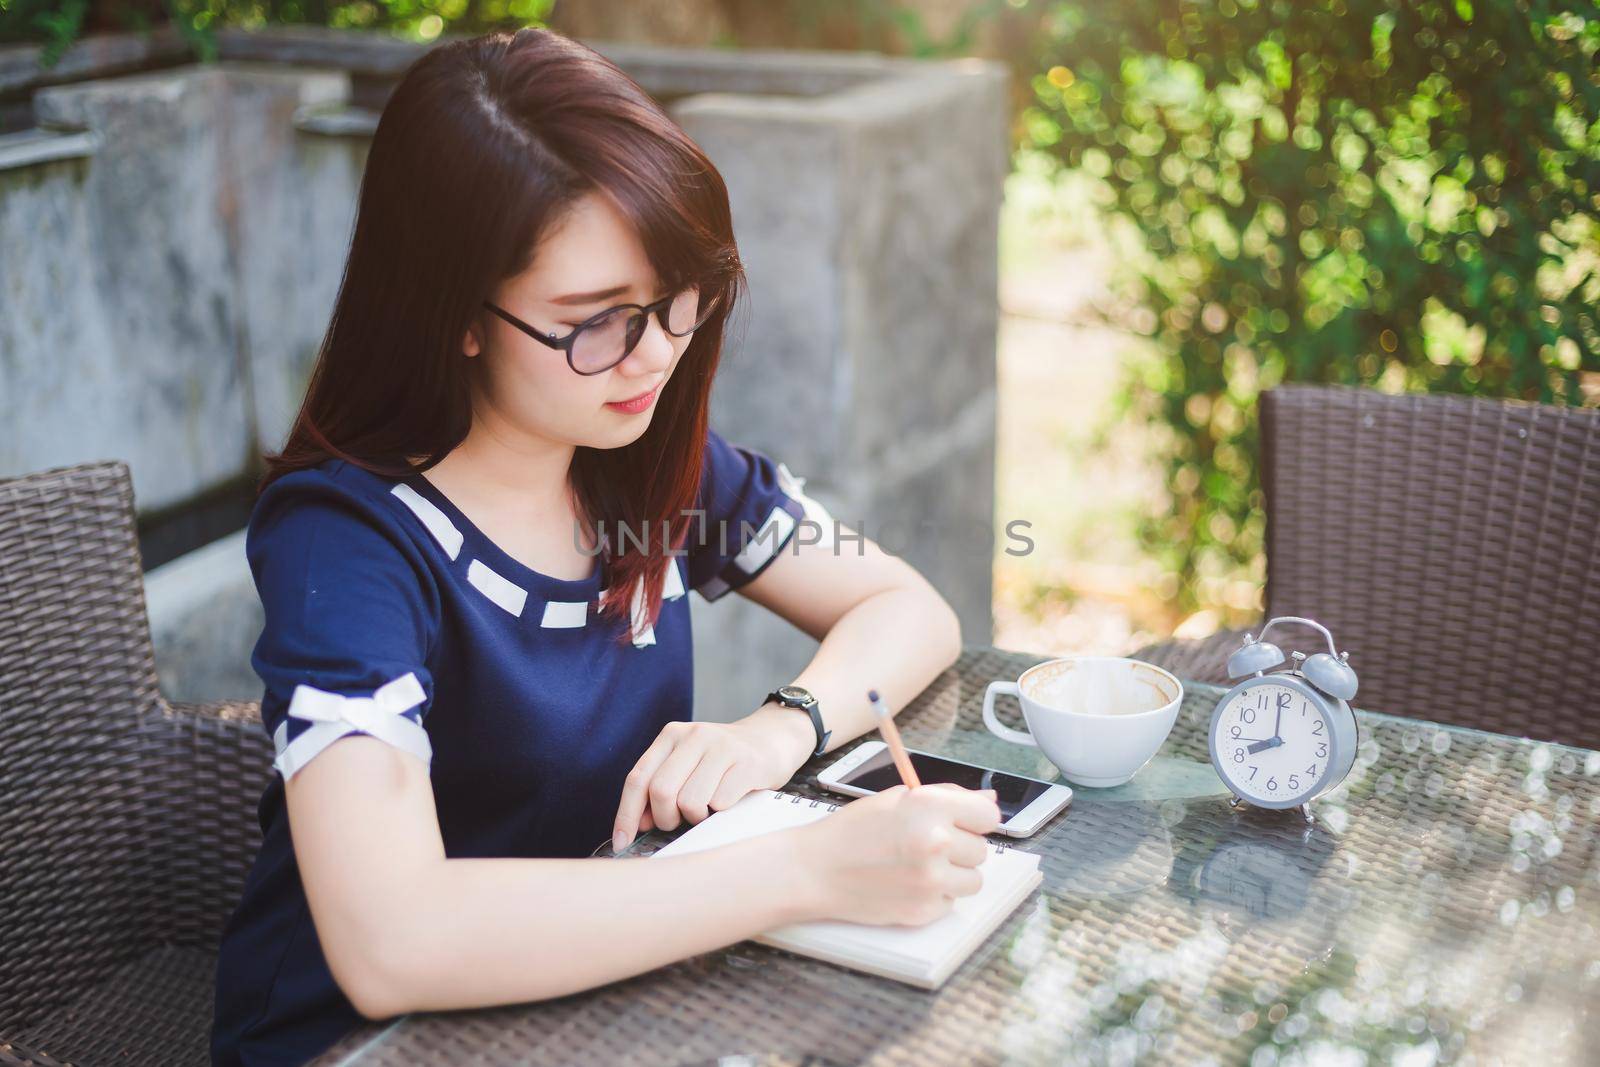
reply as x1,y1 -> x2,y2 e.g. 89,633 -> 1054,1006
764,684 -> 830,757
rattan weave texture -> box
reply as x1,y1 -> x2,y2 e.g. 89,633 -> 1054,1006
316,646 -> 1600,1067
1134,629 -> 1246,688
1136,385 -> 1600,748
4,456 -> 1594,1065
0,462 -> 274,1067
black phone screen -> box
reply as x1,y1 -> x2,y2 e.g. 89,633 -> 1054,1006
835,748 -> 1055,821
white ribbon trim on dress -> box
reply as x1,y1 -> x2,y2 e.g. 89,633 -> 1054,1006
775,462 -> 834,549
631,558 -> 687,646
272,671 -> 433,781
390,483 -> 463,560
599,560 -> 686,648
731,504 -> 797,576
540,599 -> 589,628
662,557 -> 686,601
467,558 -> 528,617
628,578 -> 656,647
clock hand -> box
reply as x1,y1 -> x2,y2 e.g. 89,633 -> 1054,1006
1245,738 -> 1278,755
1273,705 -> 1283,740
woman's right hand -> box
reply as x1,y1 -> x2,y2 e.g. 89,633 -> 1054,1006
792,784 -> 1002,926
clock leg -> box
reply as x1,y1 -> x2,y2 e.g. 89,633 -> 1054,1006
1298,804 -> 1315,825
1228,794 -> 1244,810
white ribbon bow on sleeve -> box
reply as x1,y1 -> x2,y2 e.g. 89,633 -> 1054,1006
272,671 -> 434,781
776,461 -> 834,548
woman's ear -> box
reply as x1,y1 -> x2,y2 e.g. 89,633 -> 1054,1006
462,320 -> 483,359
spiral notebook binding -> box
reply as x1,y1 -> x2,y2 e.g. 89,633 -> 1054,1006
783,792 -> 841,812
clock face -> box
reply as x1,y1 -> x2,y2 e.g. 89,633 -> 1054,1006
1212,681 -> 1334,806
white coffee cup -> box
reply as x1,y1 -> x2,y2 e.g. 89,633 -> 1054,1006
982,656 -> 1183,788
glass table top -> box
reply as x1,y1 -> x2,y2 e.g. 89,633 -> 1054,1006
321,646 -> 1600,1066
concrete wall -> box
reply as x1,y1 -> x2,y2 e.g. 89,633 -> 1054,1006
673,61 -> 1006,719
143,530 -> 261,703
0,29 -> 1006,718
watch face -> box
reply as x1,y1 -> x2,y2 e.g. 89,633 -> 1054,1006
777,685 -> 812,704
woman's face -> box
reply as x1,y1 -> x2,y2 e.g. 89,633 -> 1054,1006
467,189 -> 692,451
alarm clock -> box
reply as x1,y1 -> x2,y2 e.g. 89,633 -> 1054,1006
1208,616 -> 1359,817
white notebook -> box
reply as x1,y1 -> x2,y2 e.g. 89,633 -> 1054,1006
649,789 -> 1043,989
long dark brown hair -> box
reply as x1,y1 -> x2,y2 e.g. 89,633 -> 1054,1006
264,28 -> 744,641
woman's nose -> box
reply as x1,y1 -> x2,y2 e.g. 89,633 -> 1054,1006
618,313 -> 674,376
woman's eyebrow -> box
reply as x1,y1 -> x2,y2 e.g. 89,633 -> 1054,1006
549,284 -> 632,306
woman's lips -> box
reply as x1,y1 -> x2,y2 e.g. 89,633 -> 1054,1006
605,381 -> 661,415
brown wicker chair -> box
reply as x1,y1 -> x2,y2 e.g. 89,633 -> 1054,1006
1135,384 -> 1600,750
0,462 -> 272,1067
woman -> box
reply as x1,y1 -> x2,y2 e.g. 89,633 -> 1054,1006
211,27 -> 998,1067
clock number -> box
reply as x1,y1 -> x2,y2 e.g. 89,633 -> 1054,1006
1315,742 -> 1327,758
1311,719 -> 1324,736
1230,725 -> 1242,739
1266,776 -> 1278,791
1288,774 -> 1300,792
1240,706 -> 1256,724
1247,766 -> 1258,780
1306,763 -> 1318,778
1233,748 -> 1245,763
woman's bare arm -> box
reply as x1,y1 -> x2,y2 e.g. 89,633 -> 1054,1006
738,518 -> 963,748
286,734 -> 826,1019
608,519 -> 963,847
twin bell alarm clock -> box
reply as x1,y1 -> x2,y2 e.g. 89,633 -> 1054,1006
1208,616 -> 1359,817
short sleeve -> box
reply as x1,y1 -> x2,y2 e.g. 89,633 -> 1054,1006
247,473 -> 441,782
685,429 -> 828,601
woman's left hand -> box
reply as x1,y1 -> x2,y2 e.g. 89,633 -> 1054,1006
612,706 -> 817,851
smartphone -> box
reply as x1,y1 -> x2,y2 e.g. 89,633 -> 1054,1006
817,742 -> 1072,837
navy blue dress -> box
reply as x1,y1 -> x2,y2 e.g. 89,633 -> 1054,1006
210,429 -> 815,1066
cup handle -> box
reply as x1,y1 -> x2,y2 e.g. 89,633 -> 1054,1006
982,681 -> 1037,748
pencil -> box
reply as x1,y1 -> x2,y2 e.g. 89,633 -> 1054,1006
867,688 -> 922,788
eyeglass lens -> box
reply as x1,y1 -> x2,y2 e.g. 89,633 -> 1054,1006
569,287 -> 714,373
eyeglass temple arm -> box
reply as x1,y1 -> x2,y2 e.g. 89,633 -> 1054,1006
482,301 -> 564,350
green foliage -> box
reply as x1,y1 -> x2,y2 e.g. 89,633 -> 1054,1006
0,0 -> 553,59
1024,0 -> 1600,616
3,0 -> 99,62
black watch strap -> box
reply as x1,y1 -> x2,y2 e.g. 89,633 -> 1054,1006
765,685 -> 830,757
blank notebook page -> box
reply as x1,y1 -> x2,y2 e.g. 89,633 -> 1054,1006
648,788 -> 1043,988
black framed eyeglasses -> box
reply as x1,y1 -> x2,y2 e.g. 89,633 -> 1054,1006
481,285 -> 720,376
